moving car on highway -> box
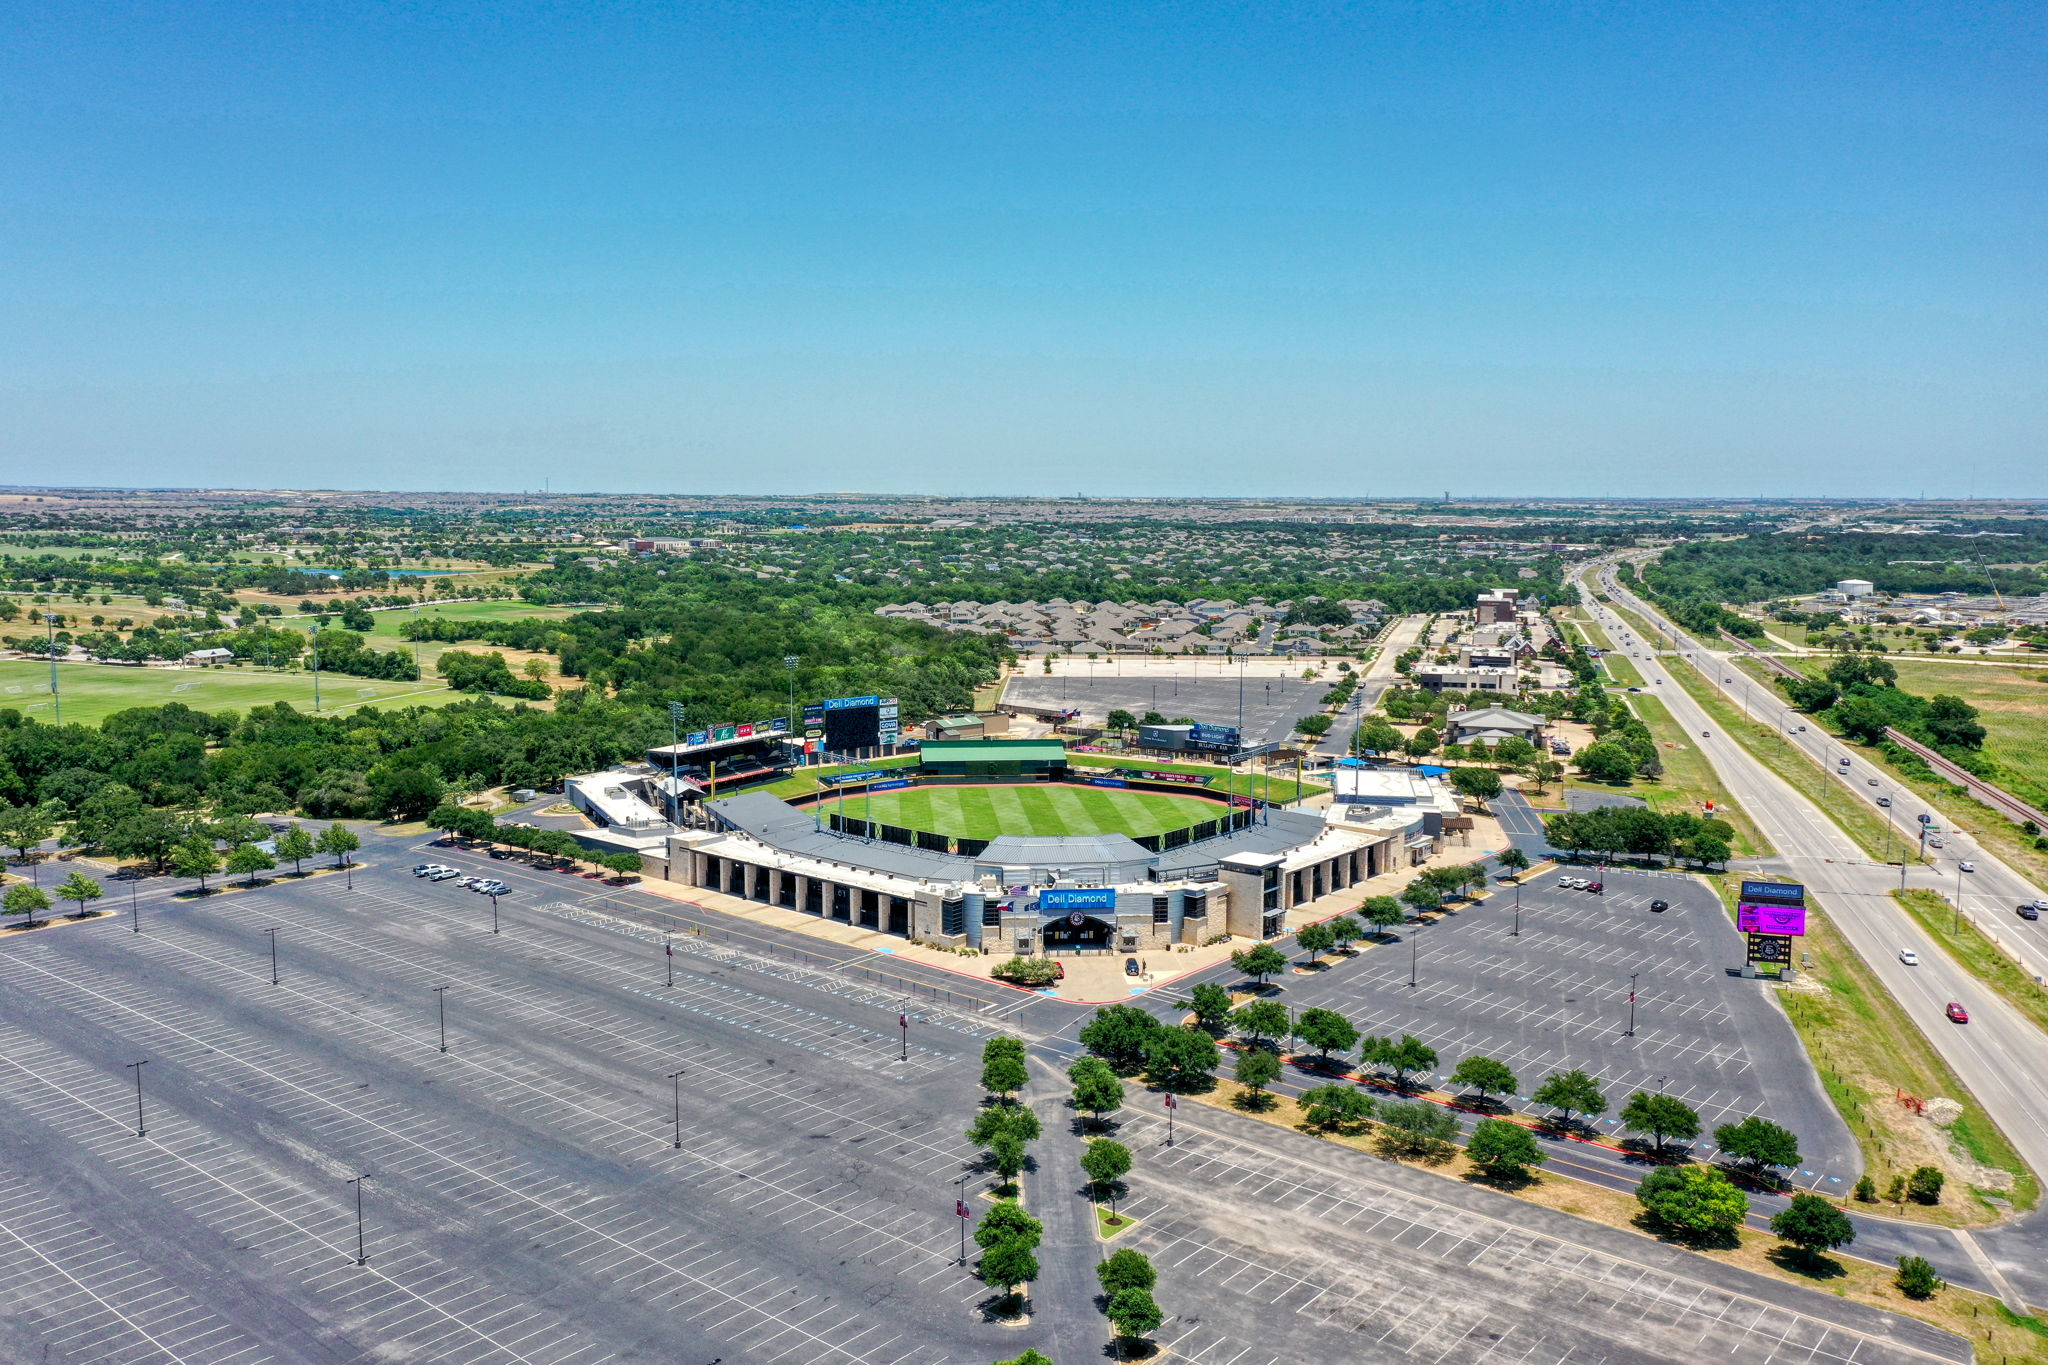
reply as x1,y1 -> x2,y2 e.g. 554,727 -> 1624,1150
1898,949 -> 1920,965
1945,1002 -> 1970,1024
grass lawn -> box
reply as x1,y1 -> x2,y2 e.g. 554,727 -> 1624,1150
0,659 -> 466,725
824,783 -> 1230,839
1591,692 -> 1772,858
275,600 -> 583,679
1884,659 -> 2048,812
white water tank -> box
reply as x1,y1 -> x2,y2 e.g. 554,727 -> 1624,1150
1836,579 -> 1874,598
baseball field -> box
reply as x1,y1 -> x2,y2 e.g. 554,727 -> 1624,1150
818,781 -> 1228,839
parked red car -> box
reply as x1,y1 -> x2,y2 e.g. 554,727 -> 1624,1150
1945,1002 -> 1970,1024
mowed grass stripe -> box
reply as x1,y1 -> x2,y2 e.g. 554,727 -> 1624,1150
847,783 -> 1223,839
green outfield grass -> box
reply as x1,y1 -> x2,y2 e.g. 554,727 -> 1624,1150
0,659 -> 466,725
821,782 -> 1231,839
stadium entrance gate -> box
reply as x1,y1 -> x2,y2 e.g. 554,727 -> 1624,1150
1042,913 -> 1114,952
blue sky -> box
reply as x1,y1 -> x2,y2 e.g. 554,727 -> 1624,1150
3,1 -> 2042,497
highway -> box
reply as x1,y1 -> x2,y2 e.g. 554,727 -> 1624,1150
1570,561 -> 2048,1300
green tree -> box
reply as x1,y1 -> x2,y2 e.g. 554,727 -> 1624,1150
1377,1100 -> 1459,1157
1532,1069 -> 1607,1127
1357,721 -> 1403,755
1907,1166 -> 1945,1205
274,823 -> 315,874
3,882 -> 52,928
1229,999 -> 1290,1048
1293,1007 -> 1358,1063
1620,1092 -> 1702,1155
1363,895 -> 1405,936
1770,1193 -> 1855,1263
1894,1255 -> 1943,1300
1449,767 -> 1503,800
1448,1056 -> 1517,1103
1229,943 -> 1288,986
1370,1034 -> 1437,1091
54,870 -> 103,918
1106,708 -> 1138,736
1105,1287 -> 1163,1343
170,837 -> 220,890
0,801 -> 61,861
1635,1165 -> 1748,1237
1184,982 -> 1233,1031
1495,847 -> 1531,878
1081,1139 -> 1133,1199
1143,1026 -> 1220,1093
979,1238 -> 1038,1301
226,842 -> 276,886
367,762 -> 446,819
315,823 -> 360,867
1068,1057 -> 1124,1125
973,1200 -> 1042,1252
1300,1083 -> 1375,1131
982,1036 -> 1029,1100
1466,1117 -> 1546,1179
1294,920 -> 1336,966
1096,1248 -> 1156,1295
1713,1117 -> 1801,1181
1399,881 -> 1442,915
1575,742 -> 1638,784
1326,915 -> 1363,953
1403,727 -> 1439,758
1080,1005 -> 1162,1073
1233,1046 -> 1282,1108
967,1104 -> 1042,1151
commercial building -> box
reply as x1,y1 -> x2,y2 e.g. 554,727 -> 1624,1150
1474,588 -> 1523,624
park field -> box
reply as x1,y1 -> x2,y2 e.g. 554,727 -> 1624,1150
1884,659 -> 2048,811
820,782 -> 1230,839
0,659 -> 468,726
279,600 -> 585,680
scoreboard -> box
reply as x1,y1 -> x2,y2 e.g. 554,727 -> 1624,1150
804,695 -> 901,752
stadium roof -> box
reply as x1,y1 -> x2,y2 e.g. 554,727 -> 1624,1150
916,739 -> 1068,761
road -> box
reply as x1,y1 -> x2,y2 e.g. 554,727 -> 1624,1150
1573,561 -> 2048,1305
1314,613 -> 1423,757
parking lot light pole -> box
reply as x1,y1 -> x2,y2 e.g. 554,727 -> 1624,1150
956,1174 -> 970,1265
664,935 -> 674,988
432,986 -> 449,1053
130,882 -> 140,933
1511,882 -> 1521,937
1626,973 -> 1639,1037
668,1069 -> 686,1149
1408,920 -> 1420,988
264,927 -> 280,985
125,1060 -> 149,1137
346,1175 -> 370,1265
490,891 -> 499,934
1164,1093 -> 1177,1146
898,1011 -> 909,1063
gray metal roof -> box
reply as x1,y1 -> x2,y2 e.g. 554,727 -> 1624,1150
706,791 -> 1339,884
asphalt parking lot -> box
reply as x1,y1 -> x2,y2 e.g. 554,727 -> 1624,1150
1099,1102 -> 1964,1365
0,840 -> 1959,1363
1261,867 -> 1858,1184
0,855 -> 1028,1365
1005,673 -> 1328,745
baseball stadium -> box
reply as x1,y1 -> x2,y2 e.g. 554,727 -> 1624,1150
564,736 -> 1461,957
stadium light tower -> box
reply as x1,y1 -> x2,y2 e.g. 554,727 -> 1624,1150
45,613 -> 61,723
666,701 -> 686,823
783,656 -> 800,753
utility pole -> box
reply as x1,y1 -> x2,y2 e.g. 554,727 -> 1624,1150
125,1060 -> 149,1137
669,1069 -> 686,1149
264,927 -> 280,985
432,985 -> 449,1053
346,1175 -> 370,1265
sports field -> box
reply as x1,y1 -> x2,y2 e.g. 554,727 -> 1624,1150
820,782 -> 1228,839
0,659 -> 465,726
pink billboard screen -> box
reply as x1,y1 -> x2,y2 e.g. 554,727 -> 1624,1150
1737,902 -> 1807,936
